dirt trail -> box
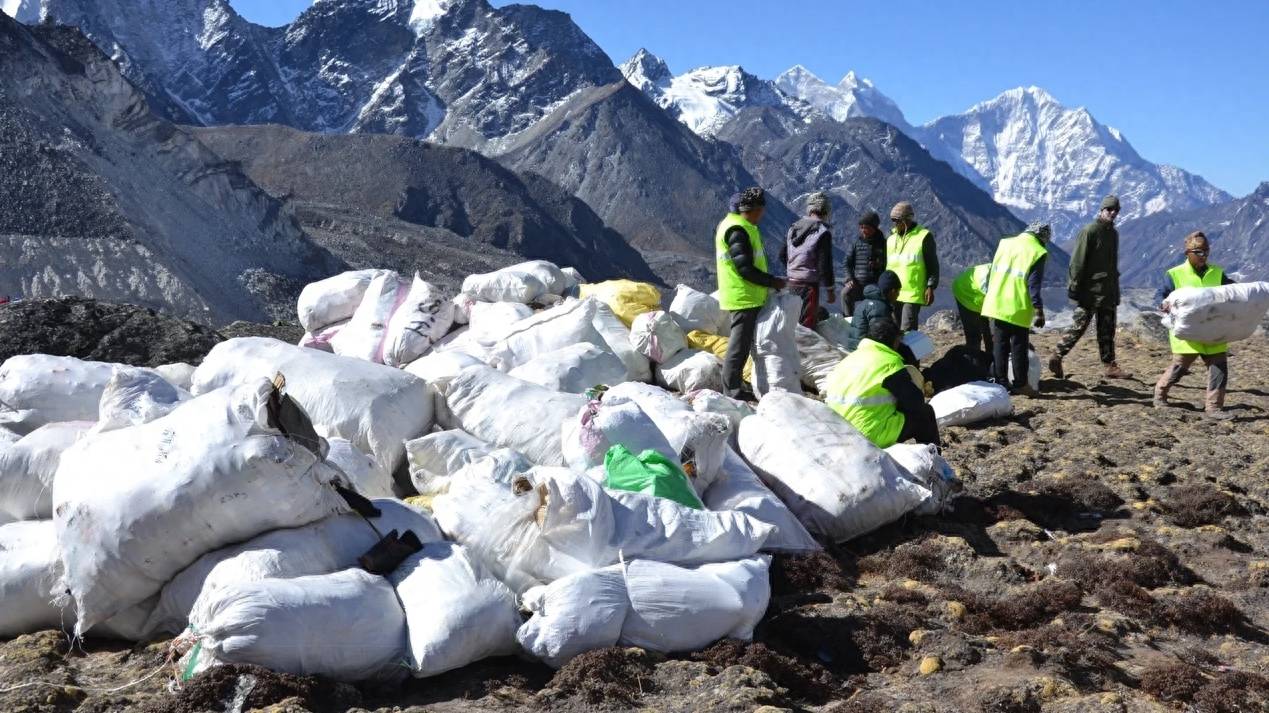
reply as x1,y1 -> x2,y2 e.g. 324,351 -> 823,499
1,327 -> 1266,713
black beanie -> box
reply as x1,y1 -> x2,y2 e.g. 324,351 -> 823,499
877,270 -> 901,295
858,211 -> 880,228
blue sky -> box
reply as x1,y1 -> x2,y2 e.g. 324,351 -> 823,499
232,0 -> 1268,196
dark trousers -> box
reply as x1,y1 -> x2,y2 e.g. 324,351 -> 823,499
892,301 -> 922,331
897,404 -> 940,446
787,281 -> 819,328
1056,304 -> 1117,364
991,319 -> 1031,390
957,302 -> 993,355
843,282 -> 866,317
724,306 -> 760,398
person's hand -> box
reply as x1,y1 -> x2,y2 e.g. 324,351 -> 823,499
1033,310 -> 1046,329
923,287 -> 934,306
1159,301 -> 1170,313
826,288 -> 836,304
771,277 -> 787,290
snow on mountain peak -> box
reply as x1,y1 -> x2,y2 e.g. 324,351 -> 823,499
619,48 -> 672,92
408,0 -> 454,34
775,64 -> 909,130
626,58 -> 793,137
1,0 -> 39,21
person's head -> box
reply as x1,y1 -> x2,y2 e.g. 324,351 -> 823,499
1184,231 -> 1210,269
1098,195 -> 1121,224
858,210 -> 881,239
1025,221 -> 1052,244
867,317 -> 901,350
735,186 -> 766,224
890,201 -> 915,234
806,191 -> 832,221
876,270 -> 901,302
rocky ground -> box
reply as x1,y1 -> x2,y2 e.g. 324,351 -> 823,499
1,312 -> 1266,713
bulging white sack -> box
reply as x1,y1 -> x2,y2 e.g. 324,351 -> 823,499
1007,347 -> 1042,392
437,365 -> 586,467
460,469 -> 770,593
462,261 -> 568,303
655,349 -> 725,394
686,390 -> 754,434
0,521 -> 155,639
560,266 -> 586,287
299,321 -> 345,353
297,269 -> 392,332
383,275 -> 456,368
54,380 -> 349,634
404,350 -> 484,384
592,302 -> 652,383
517,555 -> 771,667
668,284 -> 728,335
469,301 -> 534,339
795,326 -> 847,393
95,367 -> 187,433
406,430 -> 530,494
153,363 -> 196,391
326,437 -> 395,498
630,311 -> 688,364
487,299 -> 609,372
815,315 -> 853,349
329,271 -> 411,363
702,449 -> 820,553
737,392 -> 936,543
0,355 -> 117,435
752,292 -> 802,396
603,382 -> 732,494
1164,282 -> 1269,343
509,343 -> 628,394
450,293 -> 476,325
0,421 -> 92,521
930,381 -> 1012,427
147,499 -> 441,636
185,568 -> 406,682
883,443 -> 959,516
391,542 -> 521,678
192,338 -> 433,475
902,331 -> 935,361
562,399 -> 675,473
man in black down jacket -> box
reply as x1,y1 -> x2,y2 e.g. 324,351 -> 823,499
843,211 -> 886,316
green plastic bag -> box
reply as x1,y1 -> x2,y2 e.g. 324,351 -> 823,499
603,444 -> 704,509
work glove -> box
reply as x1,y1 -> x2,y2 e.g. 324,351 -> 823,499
1033,309 -> 1046,329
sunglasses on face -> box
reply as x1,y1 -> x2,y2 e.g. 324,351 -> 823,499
1187,249 -> 1209,256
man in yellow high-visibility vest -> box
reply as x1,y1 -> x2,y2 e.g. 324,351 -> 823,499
1154,231 -> 1235,418
981,222 -> 1051,396
824,319 -> 939,448
716,187 -> 786,400
886,201 -> 939,332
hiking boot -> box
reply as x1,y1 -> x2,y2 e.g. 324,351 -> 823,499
1103,363 -> 1132,379
1047,354 -> 1064,379
1204,409 -> 1234,421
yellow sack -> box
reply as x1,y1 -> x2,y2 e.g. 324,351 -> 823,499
578,280 -> 661,326
686,331 -> 755,384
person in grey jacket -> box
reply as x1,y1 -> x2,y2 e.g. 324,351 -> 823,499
781,191 -> 836,328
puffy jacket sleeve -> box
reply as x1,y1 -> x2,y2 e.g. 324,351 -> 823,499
922,232 -> 939,288
726,226 -> 781,289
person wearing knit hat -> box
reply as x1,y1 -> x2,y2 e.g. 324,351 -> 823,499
843,270 -> 916,357
1049,195 -> 1131,379
843,210 -> 887,316
981,223 -> 1052,396
1153,231 -> 1236,417
886,201 -> 939,333
781,191 -> 836,328
716,186 -> 785,400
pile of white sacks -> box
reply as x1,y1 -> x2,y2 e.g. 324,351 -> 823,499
0,260 -> 958,685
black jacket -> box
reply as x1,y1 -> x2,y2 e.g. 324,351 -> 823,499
725,226 -> 781,290
882,369 -> 940,446
844,284 -> 892,351
844,233 -> 887,285
1067,219 -> 1120,307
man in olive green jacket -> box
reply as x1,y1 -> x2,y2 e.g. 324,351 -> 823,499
1048,195 -> 1131,379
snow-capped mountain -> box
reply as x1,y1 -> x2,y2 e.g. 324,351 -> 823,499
774,65 -> 912,132
619,48 -> 804,137
923,87 -> 1231,242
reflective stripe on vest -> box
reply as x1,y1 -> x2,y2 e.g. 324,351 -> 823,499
886,225 -> 930,304
824,338 -> 907,448
1167,262 -> 1227,355
952,263 -> 991,313
981,232 -> 1047,328
715,213 -> 770,311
